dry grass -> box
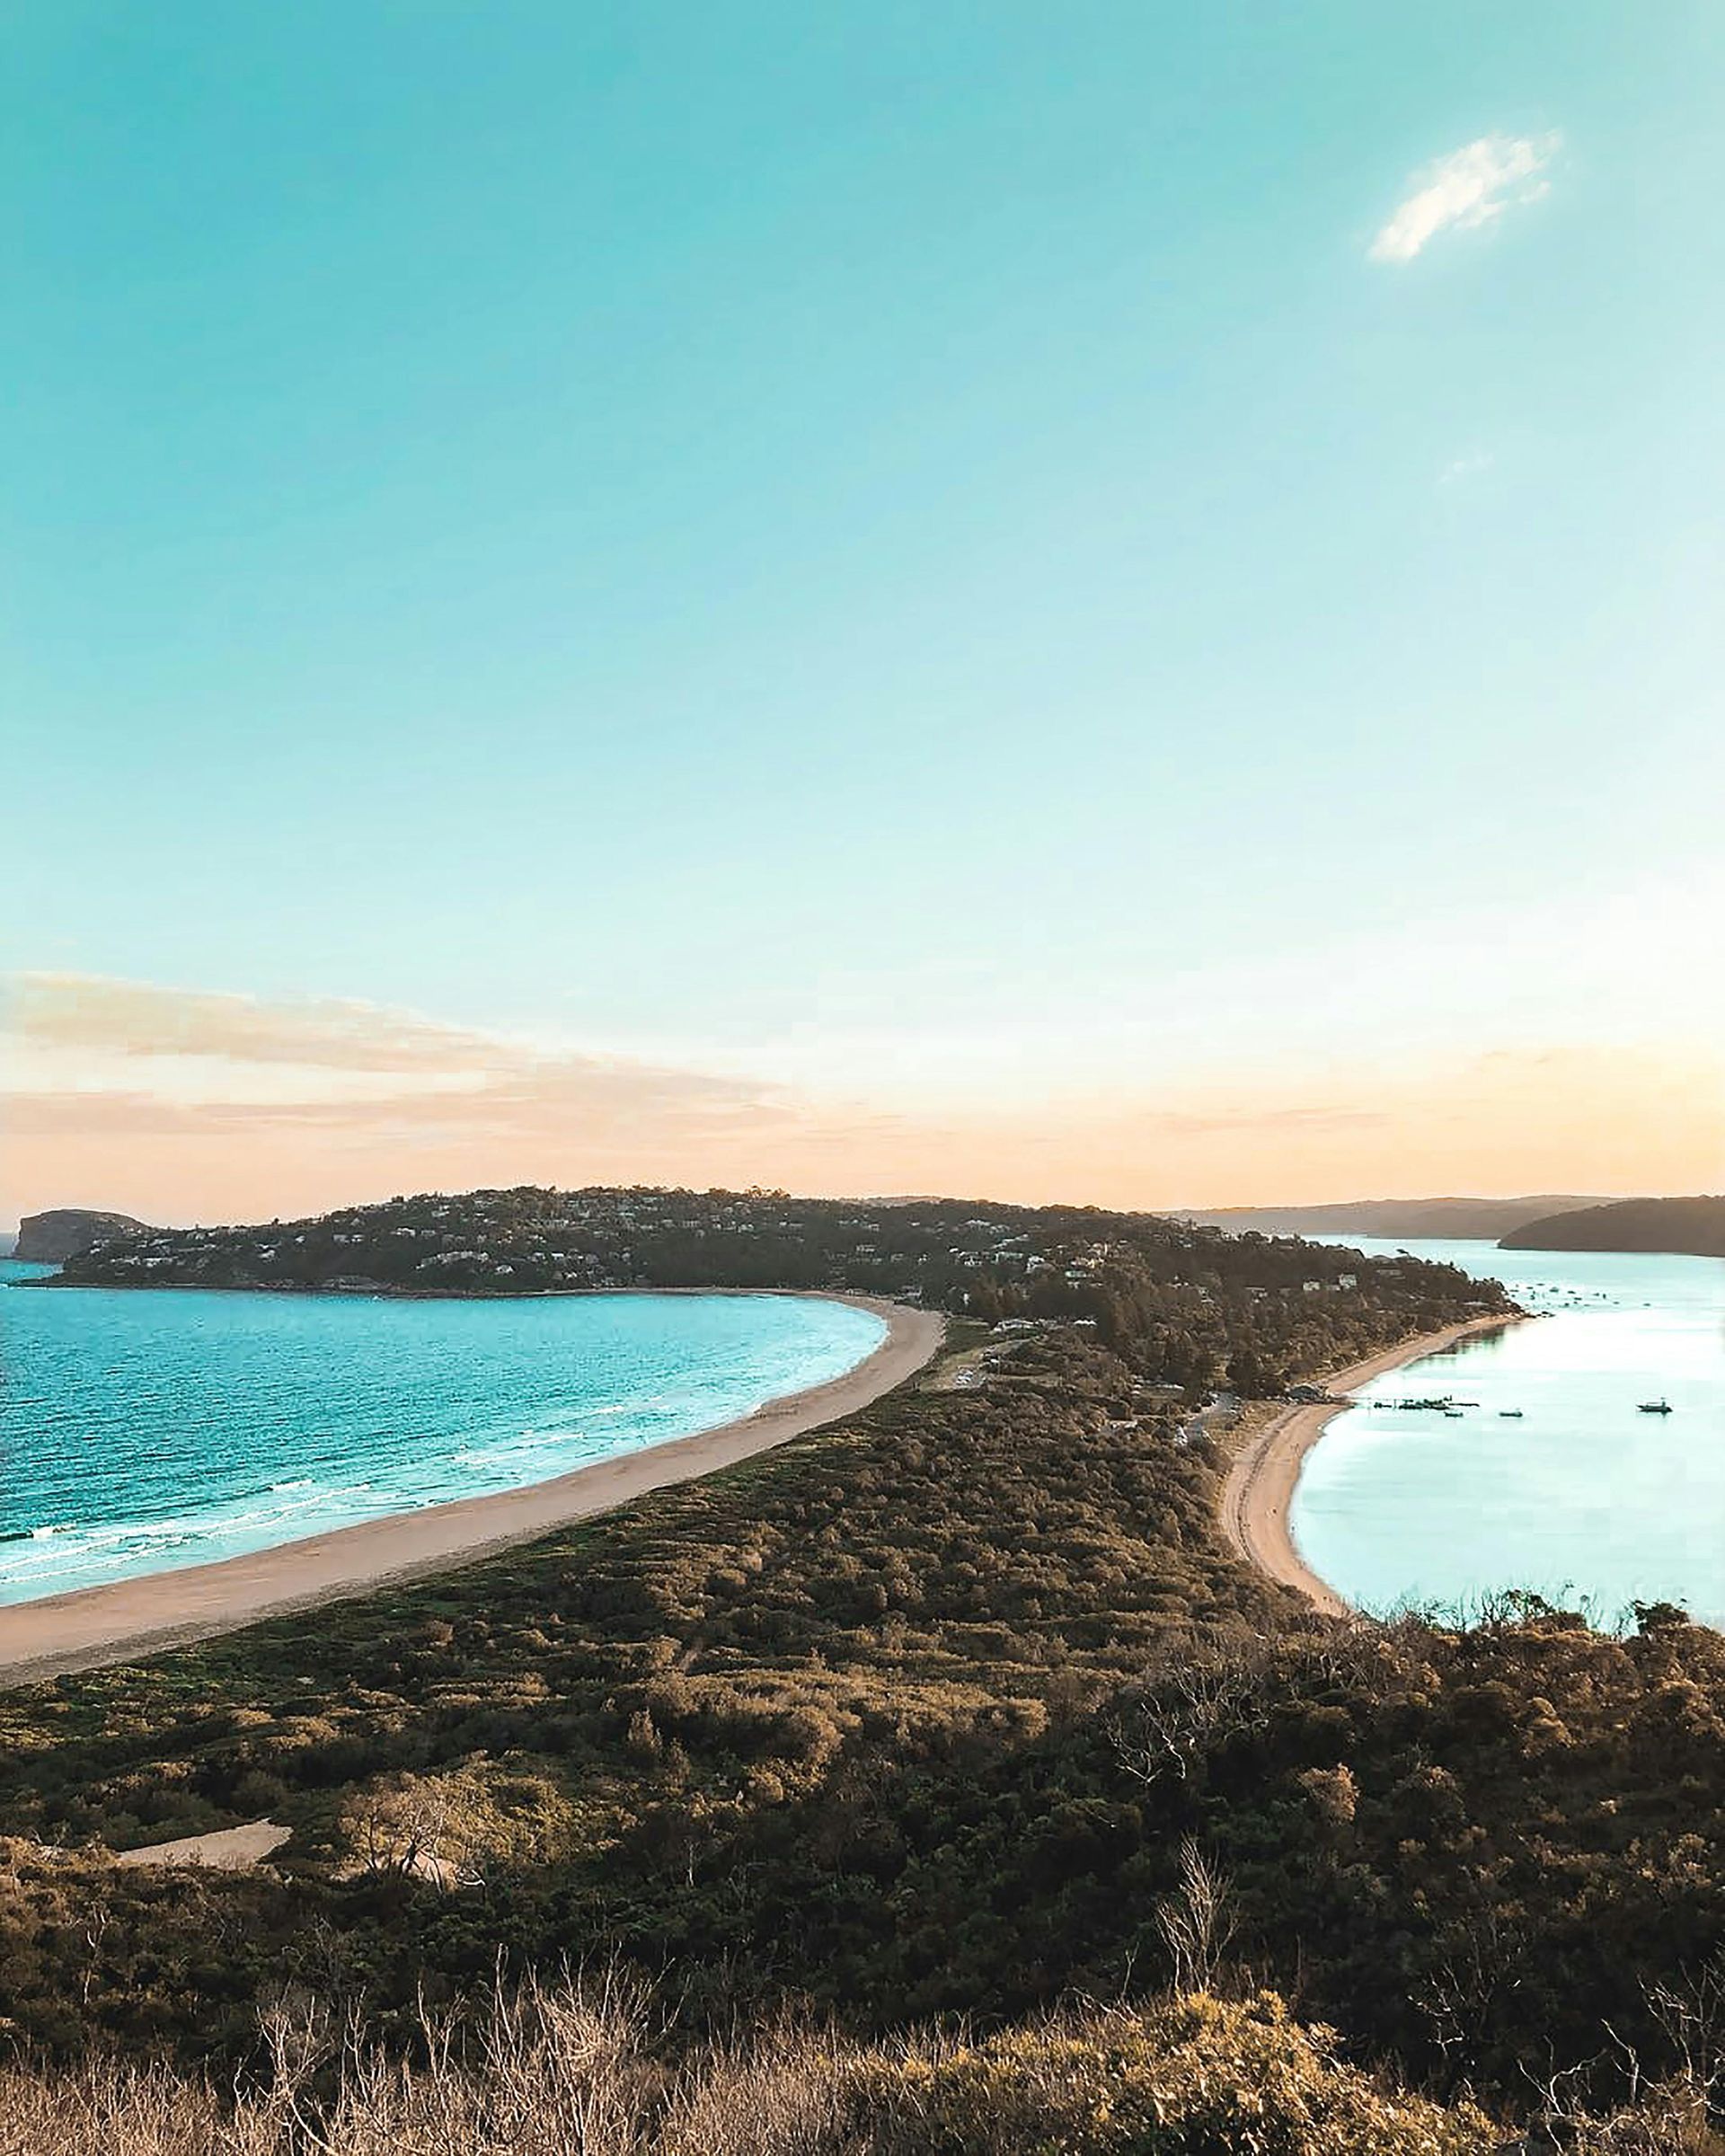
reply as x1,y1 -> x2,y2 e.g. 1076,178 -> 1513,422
0,1973 -> 871,2156
0,1976 -> 1713,2155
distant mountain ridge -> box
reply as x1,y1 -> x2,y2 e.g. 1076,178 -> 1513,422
1181,1196 -> 1604,1242
1501,1194 -> 1725,1258
14,1208 -> 151,1264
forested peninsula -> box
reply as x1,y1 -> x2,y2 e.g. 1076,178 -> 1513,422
58,1185 -> 1507,1395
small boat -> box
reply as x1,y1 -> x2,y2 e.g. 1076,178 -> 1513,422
1638,1399 -> 1674,1415
1499,1409 -> 1524,1418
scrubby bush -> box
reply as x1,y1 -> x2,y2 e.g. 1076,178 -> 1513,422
0,1981 -> 1508,2156
870,1993 -> 1499,2154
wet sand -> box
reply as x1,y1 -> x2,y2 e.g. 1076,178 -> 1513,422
0,1294 -> 944,1689
1219,1314 -> 1523,1616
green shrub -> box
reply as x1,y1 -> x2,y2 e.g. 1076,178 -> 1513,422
871,1993 -> 1498,2155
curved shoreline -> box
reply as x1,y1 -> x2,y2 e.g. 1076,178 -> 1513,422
0,1294 -> 945,1690
1219,1314 -> 1524,1617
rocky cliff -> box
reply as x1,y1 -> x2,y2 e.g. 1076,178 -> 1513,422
13,1208 -> 150,1264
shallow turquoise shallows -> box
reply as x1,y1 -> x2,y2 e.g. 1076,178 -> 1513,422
1291,1238 -> 1725,1629
0,1270 -> 885,1605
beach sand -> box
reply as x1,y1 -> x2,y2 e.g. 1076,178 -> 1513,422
0,1294 -> 944,1689
1219,1314 -> 1523,1617
115,1820 -> 292,1871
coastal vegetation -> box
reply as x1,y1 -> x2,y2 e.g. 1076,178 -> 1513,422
1501,1194 -> 1725,1259
0,1977 -> 1527,2155
1,1349 -> 1721,2136
4,1192 -> 1720,2145
56,1185 -> 1508,1396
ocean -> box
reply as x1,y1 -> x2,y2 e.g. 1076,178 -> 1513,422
1290,1237 -> 1725,1628
0,1268 -> 885,1604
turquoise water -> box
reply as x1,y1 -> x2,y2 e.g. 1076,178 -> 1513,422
1291,1238 -> 1725,1628
0,1268 -> 884,1604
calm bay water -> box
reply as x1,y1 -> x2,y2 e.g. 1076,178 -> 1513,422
0,1268 -> 884,1604
1291,1237 -> 1725,1628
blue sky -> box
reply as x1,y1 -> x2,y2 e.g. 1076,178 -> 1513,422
5,2 -> 1723,1218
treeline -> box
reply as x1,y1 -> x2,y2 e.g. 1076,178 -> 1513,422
0,1329 -> 1719,2134
58,1183 -> 1511,1394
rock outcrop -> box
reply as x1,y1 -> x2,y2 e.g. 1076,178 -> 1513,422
13,1208 -> 150,1264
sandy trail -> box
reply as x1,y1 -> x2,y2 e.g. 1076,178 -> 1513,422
114,1821 -> 291,1870
0,1295 -> 943,1689
1219,1314 -> 1523,1616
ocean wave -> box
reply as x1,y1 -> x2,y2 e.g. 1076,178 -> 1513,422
2,1294 -> 884,1604
0,1481 -> 398,1586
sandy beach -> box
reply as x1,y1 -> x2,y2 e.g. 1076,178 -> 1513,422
1219,1313 -> 1523,1616
0,1294 -> 944,1690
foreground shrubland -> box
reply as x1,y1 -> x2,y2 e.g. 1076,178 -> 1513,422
0,1982 -> 1515,2154
1,1328 -> 1720,2139
4,1978 -> 1720,2153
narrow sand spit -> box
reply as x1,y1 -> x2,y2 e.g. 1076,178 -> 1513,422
0,1294 -> 943,1689
1219,1314 -> 1523,1617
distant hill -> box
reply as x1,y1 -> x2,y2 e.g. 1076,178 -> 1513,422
14,1208 -> 150,1264
1501,1194 -> 1725,1258
1181,1196 -> 1604,1242
0,1229 -> 15,1259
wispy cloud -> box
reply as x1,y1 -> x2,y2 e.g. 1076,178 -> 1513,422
13,974 -> 512,1074
1369,133 -> 1560,264
0,971 -> 940,1223
1438,449 -> 1494,488
6,968 -> 1721,1226
3,973 -> 877,1158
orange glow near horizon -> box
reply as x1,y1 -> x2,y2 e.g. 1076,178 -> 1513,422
6,1018 -> 1721,1230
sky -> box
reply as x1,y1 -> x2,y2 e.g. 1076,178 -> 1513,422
5,1 -> 1723,1226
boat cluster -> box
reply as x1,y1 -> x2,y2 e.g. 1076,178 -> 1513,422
1385,1393 -> 1675,1419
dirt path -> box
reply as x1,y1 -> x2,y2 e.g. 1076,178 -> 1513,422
114,1820 -> 291,1870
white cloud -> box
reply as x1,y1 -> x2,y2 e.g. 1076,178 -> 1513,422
1438,449 -> 1494,487
1370,133 -> 1560,264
